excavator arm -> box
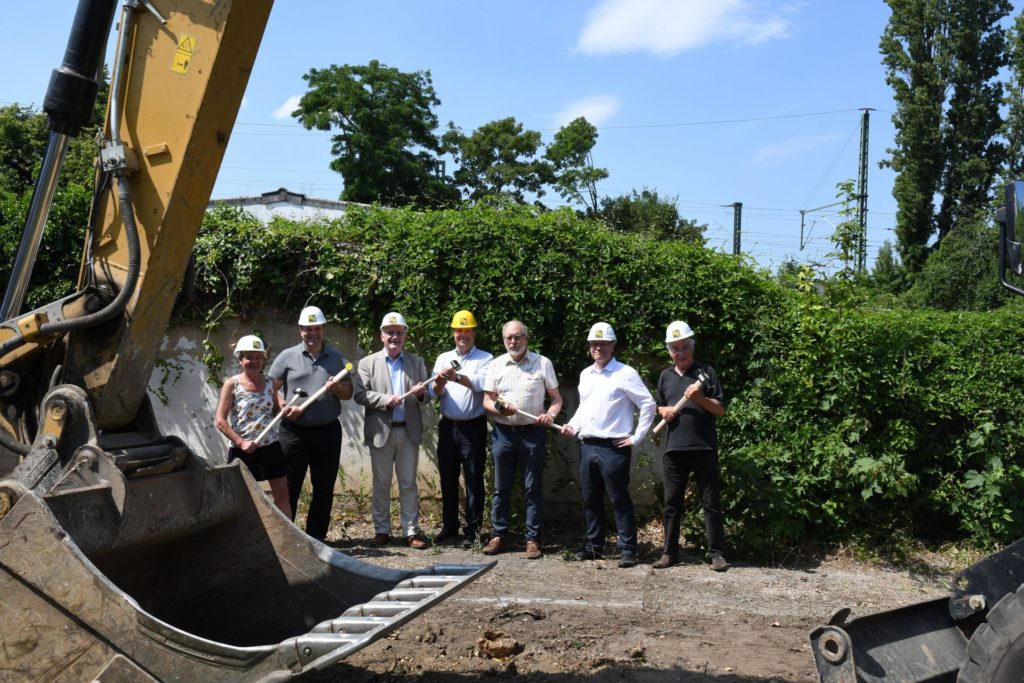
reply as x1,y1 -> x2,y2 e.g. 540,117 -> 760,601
0,3 -> 492,680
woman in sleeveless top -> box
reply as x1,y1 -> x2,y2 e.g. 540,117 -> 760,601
215,334 -> 291,517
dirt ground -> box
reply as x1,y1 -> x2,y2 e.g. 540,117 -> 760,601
299,513 -> 950,682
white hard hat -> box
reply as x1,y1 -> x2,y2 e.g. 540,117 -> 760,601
665,321 -> 695,343
587,322 -> 616,342
298,306 -> 327,326
233,334 -> 267,357
380,311 -> 408,330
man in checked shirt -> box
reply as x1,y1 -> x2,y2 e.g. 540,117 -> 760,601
482,320 -> 564,559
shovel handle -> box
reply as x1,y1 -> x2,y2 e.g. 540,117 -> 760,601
511,407 -> 566,435
297,363 -> 354,411
254,391 -> 305,445
652,380 -> 703,436
397,359 -> 461,402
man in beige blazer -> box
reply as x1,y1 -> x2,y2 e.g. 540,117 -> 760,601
354,311 -> 430,549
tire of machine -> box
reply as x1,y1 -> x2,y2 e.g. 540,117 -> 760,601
958,582 -> 1024,683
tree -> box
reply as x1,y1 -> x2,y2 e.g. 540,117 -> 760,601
292,61 -> 458,208
1004,10 -> 1024,179
880,0 -> 948,273
0,71 -> 109,310
935,0 -> 1010,239
904,215 -> 1007,310
880,0 -> 1011,272
827,180 -> 863,281
871,241 -> 907,294
440,117 -> 553,203
545,117 -> 608,215
597,189 -> 706,244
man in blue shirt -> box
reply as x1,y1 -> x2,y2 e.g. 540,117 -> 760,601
429,310 -> 492,548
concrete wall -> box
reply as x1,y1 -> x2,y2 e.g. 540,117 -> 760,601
146,318 -> 665,511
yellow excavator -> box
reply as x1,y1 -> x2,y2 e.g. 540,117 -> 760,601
0,2 -> 491,680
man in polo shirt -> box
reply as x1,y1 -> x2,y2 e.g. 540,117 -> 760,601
653,320 -> 728,572
429,310 -> 493,549
269,305 -> 353,542
354,312 -> 431,549
563,322 -> 656,568
482,320 -> 563,559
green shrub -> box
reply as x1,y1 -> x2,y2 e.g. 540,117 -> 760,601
192,203 -> 1024,552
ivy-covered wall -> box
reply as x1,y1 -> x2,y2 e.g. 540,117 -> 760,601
189,203 -> 1024,552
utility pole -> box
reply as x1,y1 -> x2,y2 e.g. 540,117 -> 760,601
857,108 -> 873,274
731,202 -> 742,255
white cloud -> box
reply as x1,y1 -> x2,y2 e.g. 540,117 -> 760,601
576,0 -> 793,58
748,133 -> 842,165
552,95 -> 621,128
273,95 -> 301,120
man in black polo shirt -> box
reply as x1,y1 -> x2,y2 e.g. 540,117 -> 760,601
653,320 -> 728,572
269,305 -> 353,542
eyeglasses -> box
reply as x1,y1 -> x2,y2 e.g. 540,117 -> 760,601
504,334 -> 526,342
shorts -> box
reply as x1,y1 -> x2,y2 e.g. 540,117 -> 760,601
228,440 -> 287,481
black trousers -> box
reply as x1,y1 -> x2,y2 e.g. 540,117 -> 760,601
436,415 -> 487,537
662,449 -> 726,558
279,420 -> 342,541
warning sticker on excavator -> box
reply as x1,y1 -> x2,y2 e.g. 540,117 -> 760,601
171,34 -> 195,74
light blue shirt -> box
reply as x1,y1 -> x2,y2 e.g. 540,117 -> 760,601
386,353 -> 406,422
429,346 -> 493,420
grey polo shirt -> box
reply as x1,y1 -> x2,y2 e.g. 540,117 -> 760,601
268,342 -> 349,426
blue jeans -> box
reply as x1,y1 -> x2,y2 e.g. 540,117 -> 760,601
579,438 -> 636,553
490,423 -> 547,541
437,416 -> 487,537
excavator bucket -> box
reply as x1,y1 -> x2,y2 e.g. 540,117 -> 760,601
0,416 -> 493,681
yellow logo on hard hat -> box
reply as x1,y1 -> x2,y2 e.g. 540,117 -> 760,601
254,340 -> 263,349
389,316 -> 397,324
672,330 -> 681,338
595,330 -> 603,339
307,314 -> 316,322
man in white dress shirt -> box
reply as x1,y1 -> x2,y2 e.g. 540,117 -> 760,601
563,322 -> 656,568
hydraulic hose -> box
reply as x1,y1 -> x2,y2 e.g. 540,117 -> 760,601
0,176 -> 141,361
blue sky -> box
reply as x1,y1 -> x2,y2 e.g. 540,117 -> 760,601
5,1 -> 1017,271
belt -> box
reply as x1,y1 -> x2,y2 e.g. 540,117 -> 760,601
497,422 -> 539,433
391,421 -> 407,427
442,415 -> 486,424
281,420 -> 338,432
582,436 -> 622,445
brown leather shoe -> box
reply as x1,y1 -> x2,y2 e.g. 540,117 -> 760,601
406,534 -> 429,550
370,533 -> 390,547
652,554 -> 677,569
525,540 -> 542,560
481,536 -> 505,555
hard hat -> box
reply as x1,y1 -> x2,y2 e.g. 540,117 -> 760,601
233,334 -> 267,357
665,321 -> 695,343
380,311 -> 408,330
298,306 -> 327,326
587,322 -> 616,342
450,309 -> 477,329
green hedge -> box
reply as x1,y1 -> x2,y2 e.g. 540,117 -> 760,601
192,203 -> 1024,552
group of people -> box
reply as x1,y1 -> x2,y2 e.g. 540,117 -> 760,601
214,305 -> 729,572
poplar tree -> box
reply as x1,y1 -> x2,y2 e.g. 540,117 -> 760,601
935,0 -> 1009,239
880,0 -> 1010,272
880,0 -> 947,273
